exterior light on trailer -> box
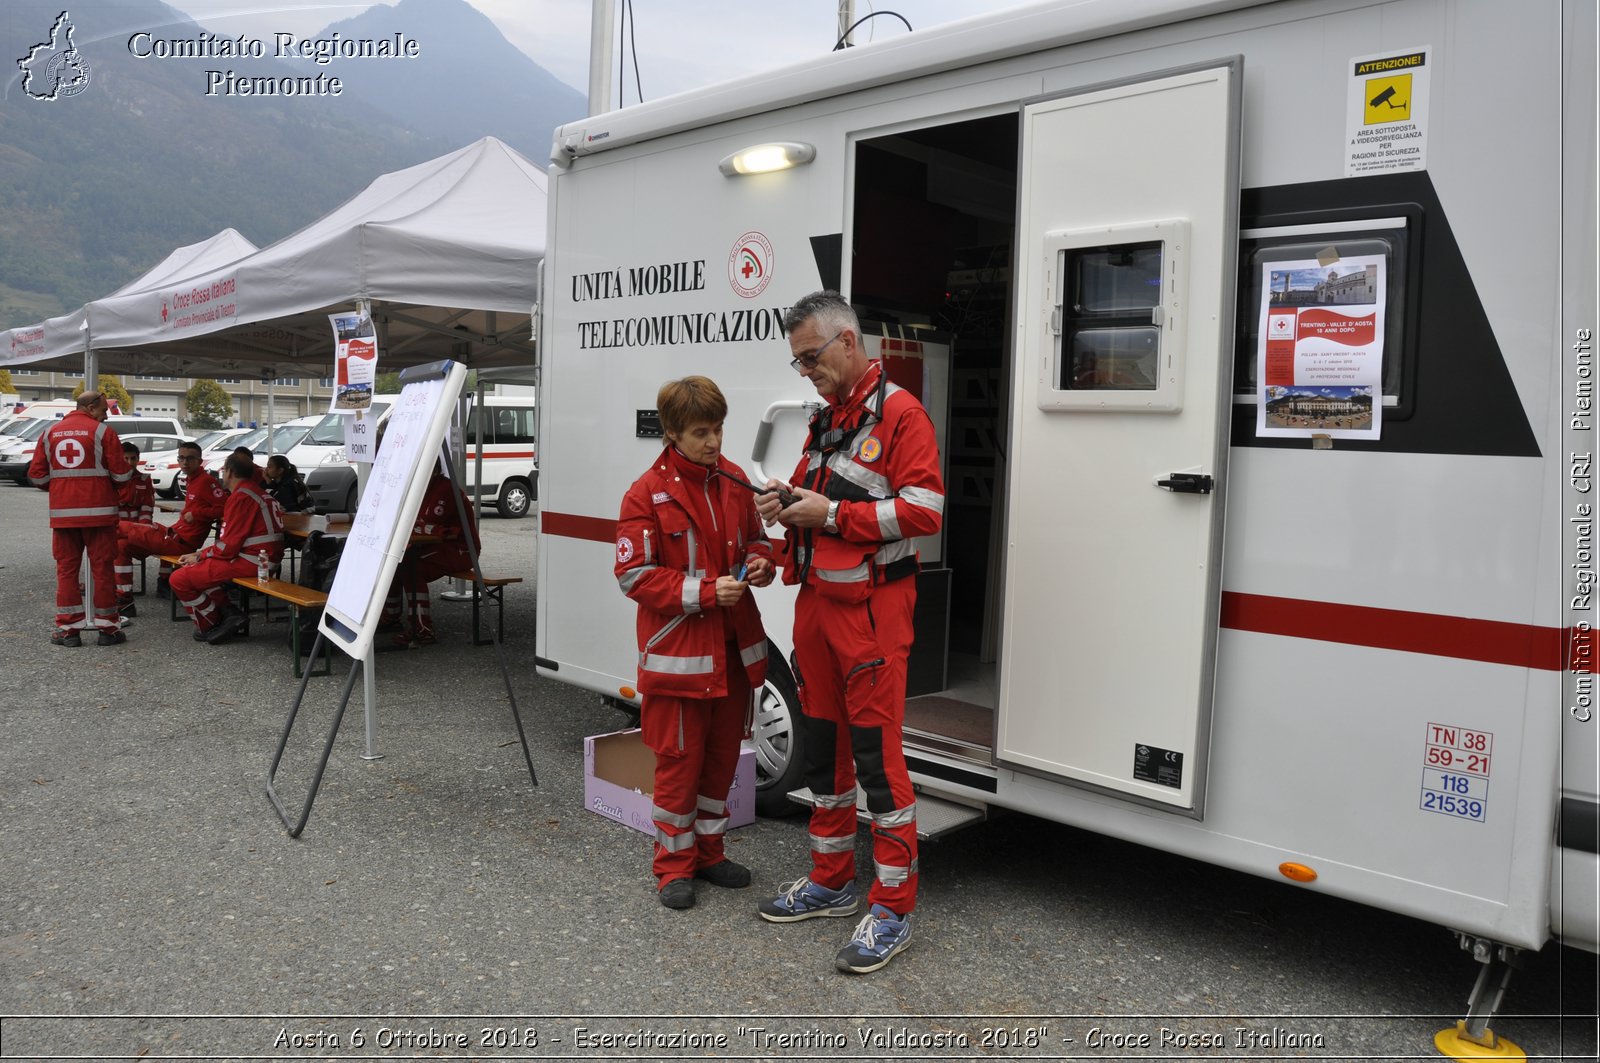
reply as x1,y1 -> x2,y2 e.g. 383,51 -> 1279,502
1278,862 -> 1318,883
717,142 -> 816,176
619,686 -> 637,700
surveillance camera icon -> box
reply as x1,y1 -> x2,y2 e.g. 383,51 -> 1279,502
1369,85 -> 1403,109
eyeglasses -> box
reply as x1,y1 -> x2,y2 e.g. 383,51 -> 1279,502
176,454 -> 202,463
790,331 -> 843,373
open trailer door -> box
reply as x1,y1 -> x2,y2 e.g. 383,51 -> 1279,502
996,60 -> 1242,814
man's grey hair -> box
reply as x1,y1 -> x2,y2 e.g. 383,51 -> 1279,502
784,290 -> 859,338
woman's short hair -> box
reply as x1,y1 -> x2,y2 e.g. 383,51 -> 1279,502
656,375 -> 728,436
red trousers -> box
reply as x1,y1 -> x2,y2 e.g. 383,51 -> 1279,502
52,525 -> 118,633
384,541 -> 473,636
170,556 -> 254,632
792,576 -> 919,914
641,654 -> 751,886
116,520 -> 204,598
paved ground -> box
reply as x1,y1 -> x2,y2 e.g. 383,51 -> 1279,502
0,483 -> 1594,1061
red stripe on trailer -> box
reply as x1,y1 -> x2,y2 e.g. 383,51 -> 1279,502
541,514 -> 1593,673
541,511 -> 616,542
1221,591 -> 1581,672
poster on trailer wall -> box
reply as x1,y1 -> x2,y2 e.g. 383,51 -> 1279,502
329,302 -> 379,412
1256,257 -> 1386,440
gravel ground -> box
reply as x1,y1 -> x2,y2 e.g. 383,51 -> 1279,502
0,483 -> 1594,1062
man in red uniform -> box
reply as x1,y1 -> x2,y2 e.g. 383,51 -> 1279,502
116,441 -> 226,610
391,463 -> 482,646
171,452 -> 285,644
28,391 -> 133,646
755,291 -> 944,974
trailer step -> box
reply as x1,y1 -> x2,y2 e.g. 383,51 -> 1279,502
785,787 -> 987,839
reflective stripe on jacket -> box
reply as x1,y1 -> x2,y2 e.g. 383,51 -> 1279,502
615,449 -> 771,698
28,412 -> 132,528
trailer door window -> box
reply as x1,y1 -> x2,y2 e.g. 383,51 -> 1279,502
1040,220 -> 1188,412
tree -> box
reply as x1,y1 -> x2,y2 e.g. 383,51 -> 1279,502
0,368 -> 14,395
73,375 -> 133,413
374,371 -> 402,394
183,379 -> 235,429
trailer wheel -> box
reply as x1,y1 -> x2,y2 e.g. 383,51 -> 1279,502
754,643 -> 806,817
342,484 -> 358,516
496,477 -> 532,519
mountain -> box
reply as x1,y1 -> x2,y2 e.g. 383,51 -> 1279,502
304,0 -> 587,162
0,0 -> 579,330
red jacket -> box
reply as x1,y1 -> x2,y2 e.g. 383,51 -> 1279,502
784,360 -> 945,594
198,477 -> 284,564
118,471 -> 156,524
414,473 -> 481,553
615,448 -> 771,698
28,411 -> 132,528
175,468 -> 228,547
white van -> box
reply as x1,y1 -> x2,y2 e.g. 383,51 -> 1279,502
303,395 -> 537,517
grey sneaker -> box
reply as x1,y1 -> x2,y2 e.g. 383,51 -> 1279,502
758,876 -> 859,923
834,903 -> 912,974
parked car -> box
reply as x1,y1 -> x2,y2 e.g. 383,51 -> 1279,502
193,427 -> 250,454
285,403 -> 393,474
122,434 -> 191,498
0,418 -> 57,484
304,397 -> 536,517
105,416 -> 187,440
204,419 -> 318,475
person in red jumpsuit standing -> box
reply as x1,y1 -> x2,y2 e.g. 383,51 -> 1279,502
171,452 -> 285,644
615,376 -> 775,910
755,291 -> 945,974
27,391 -> 133,646
115,441 -> 226,612
391,462 -> 482,647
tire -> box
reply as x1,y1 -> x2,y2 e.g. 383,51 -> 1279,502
753,642 -> 806,817
342,485 -> 358,515
496,477 -> 532,519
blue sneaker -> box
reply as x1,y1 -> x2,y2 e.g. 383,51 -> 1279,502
758,876 -> 859,923
835,903 -> 912,973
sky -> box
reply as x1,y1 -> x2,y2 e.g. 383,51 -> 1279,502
174,0 -> 1036,104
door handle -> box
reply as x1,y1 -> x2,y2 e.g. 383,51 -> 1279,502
1155,472 -> 1214,494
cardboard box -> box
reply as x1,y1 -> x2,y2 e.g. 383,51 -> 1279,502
583,728 -> 757,835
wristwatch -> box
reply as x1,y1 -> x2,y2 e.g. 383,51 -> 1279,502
824,499 -> 840,533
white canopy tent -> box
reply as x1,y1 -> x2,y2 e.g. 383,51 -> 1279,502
5,228 -> 259,369
4,136 -> 545,381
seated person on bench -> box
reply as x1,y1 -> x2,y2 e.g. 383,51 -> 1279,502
117,441 -> 156,525
386,459 -> 481,647
172,452 -> 285,645
115,440 -> 226,614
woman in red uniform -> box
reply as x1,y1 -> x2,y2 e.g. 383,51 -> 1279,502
614,376 -> 774,910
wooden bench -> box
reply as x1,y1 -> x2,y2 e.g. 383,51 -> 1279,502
232,577 -> 331,678
445,570 -> 523,646
157,554 -> 187,621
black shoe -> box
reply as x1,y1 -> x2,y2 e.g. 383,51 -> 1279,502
695,860 -> 752,889
155,577 -> 171,600
659,878 -> 695,910
192,627 -> 207,642
49,630 -> 82,648
117,600 -> 137,618
97,628 -> 127,646
204,612 -> 249,645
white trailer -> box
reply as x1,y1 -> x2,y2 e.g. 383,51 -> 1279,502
536,0 -> 1596,1047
